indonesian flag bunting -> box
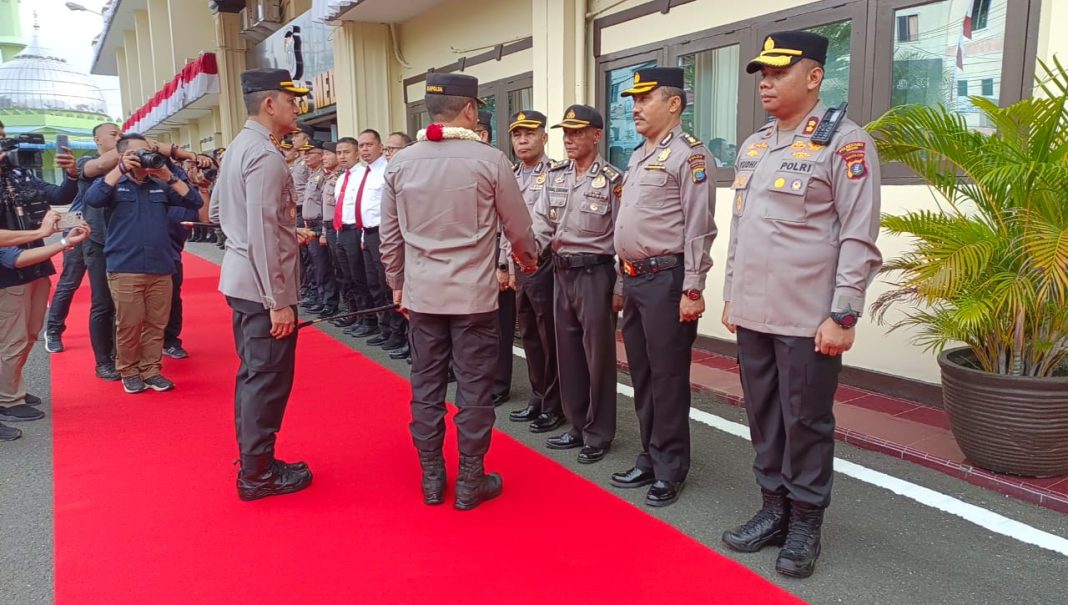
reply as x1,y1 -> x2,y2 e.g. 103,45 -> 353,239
123,52 -> 220,134
956,3 -> 974,70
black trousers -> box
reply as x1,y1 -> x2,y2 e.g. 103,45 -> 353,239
306,219 -> 339,309
228,296 -> 298,457
325,227 -> 356,311
335,226 -> 373,320
554,263 -> 617,448
736,327 -> 841,508
409,310 -> 498,456
83,239 -> 115,366
620,265 -> 696,483
493,289 -> 516,396
362,229 -> 407,338
45,243 -> 87,336
164,258 -> 184,348
515,261 -> 561,416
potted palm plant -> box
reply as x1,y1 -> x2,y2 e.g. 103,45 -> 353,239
867,59 -> 1068,478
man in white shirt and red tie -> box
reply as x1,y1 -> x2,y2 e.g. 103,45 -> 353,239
331,136 -> 376,337
348,129 -> 408,356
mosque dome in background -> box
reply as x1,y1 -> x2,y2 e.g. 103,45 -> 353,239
0,29 -> 109,116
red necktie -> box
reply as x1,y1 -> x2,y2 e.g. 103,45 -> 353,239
353,166 -> 371,230
333,169 -> 352,231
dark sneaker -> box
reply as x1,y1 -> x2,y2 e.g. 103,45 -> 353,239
0,404 -> 45,422
96,363 -> 121,381
24,393 -> 43,407
0,422 -> 21,441
143,375 -> 175,392
162,345 -> 189,359
122,376 -> 148,394
44,332 -> 63,353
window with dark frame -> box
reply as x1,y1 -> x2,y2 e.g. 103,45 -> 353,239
958,79 -> 969,97
897,14 -> 919,42
972,0 -> 992,31
982,78 -> 995,96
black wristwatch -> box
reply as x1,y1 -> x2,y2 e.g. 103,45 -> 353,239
497,263 -> 508,270
830,308 -> 859,329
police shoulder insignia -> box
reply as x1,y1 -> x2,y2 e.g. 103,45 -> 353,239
802,116 -> 820,136
601,164 -> 622,182
836,141 -> 868,180
614,183 -> 623,200
549,159 -> 570,171
681,132 -> 702,148
687,153 -> 707,184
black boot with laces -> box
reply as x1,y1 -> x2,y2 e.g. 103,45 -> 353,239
775,501 -> 825,578
722,489 -> 790,552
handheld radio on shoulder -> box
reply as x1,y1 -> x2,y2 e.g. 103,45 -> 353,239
810,102 -> 848,146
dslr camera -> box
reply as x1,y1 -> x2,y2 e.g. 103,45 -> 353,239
134,148 -> 166,169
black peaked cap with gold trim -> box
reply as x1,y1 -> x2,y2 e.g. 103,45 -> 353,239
509,110 -> 548,131
552,104 -> 603,130
241,68 -> 309,96
425,72 -> 487,106
746,31 -> 828,74
621,67 -> 684,97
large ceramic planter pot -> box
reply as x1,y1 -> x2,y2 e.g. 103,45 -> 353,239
939,347 -> 1068,477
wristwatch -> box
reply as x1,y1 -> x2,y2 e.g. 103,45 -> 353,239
830,309 -> 859,329
166,176 -> 179,185
497,263 -> 508,271
684,289 -> 702,301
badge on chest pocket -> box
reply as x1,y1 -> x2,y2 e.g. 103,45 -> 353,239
765,175 -> 810,222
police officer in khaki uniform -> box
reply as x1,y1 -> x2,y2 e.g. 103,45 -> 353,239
612,67 -> 717,507
380,73 -> 538,511
301,139 -> 339,316
503,110 -> 564,431
532,105 -> 623,464
212,68 -> 316,501
720,32 -> 882,579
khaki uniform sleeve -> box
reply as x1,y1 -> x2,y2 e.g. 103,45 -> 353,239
495,156 -> 537,267
245,153 -> 292,310
830,129 -> 883,313
530,181 -> 555,254
678,146 -> 717,292
380,165 -> 404,290
722,212 -> 739,302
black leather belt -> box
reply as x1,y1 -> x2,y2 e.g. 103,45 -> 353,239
340,224 -> 359,231
363,226 -> 379,235
620,254 -> 684,277
553,253 -> 614,270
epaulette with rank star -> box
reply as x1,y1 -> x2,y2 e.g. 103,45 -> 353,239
548,159 -> 570,171
681,132 -> 703,148
601,164 -> 622,183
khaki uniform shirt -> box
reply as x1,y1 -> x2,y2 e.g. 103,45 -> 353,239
380,138 -> 538,315
290,158 -> 309,206
212,119 -> 300,310
614,125 -> 717,291
499,155 -> 553,266
302,167 -> 326,221
724,102 -> 883,337
321,169 -> 340,227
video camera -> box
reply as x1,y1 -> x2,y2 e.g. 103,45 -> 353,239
0,133 -> 46,171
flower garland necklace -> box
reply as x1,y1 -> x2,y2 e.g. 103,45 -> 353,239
416,123 -> 482,142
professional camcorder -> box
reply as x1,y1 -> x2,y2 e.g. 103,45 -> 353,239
0,133 -> 46,171
134,148 -> 166,169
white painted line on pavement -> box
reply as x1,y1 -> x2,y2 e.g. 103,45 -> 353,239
513,346 -> 1068,558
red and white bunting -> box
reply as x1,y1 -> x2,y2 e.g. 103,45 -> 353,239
123,53 -> 219,134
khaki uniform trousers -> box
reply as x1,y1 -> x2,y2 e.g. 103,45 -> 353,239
0,277 -> 51,405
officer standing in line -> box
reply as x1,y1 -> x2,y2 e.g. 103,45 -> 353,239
611,67 -> 717,507
532,105 -> 623,465
301,139 -> 338,317
380,73 -> 538,511
212,68 -> 316,501
503,110 -> 564,432
720,32 -> 882,579
479,109 -> 518,406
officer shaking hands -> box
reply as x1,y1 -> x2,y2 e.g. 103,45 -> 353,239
720,32 -> 882,578
612,67 -> 717,508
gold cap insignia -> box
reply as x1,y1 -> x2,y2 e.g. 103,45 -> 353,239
764,37 -> 775,52
634,73 -> 641,84
517,112 -> 526,121
566,110 -> 576,119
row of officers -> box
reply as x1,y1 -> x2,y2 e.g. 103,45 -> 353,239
216,30 -> 881,581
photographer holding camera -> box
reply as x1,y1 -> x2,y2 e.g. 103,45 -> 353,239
0,135 -> 84,440
83,133 -> 203,395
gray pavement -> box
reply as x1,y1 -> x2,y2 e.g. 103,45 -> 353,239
2,240 -> 1066,604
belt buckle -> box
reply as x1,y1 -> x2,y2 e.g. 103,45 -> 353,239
622,260 -> 637,277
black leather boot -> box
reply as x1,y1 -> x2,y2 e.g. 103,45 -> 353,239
454,454 -> 502,511
775,502 -> 825,578
236,454 -> 313,501
722,489 -> 790,553
418,450 -> 446,505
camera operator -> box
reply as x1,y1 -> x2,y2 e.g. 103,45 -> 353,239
0,141 -> 83,439
78,124 -> 210,380
83,133 -> 203,395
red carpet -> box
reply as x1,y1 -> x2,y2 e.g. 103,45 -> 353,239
51,252 -> 804,604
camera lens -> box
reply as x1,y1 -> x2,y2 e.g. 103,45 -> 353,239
202,168 -> 218,181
